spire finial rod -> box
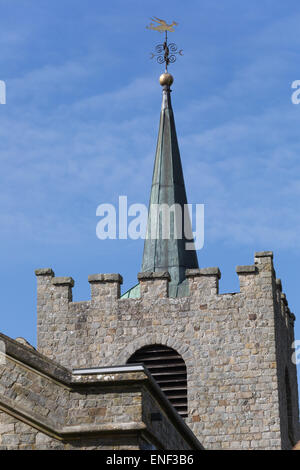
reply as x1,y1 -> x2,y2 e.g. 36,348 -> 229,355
147,17 -> 183,74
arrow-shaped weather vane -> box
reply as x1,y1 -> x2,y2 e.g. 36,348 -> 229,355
146,17 -> 183,73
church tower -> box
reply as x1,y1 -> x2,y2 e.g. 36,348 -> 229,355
35,30 -> 300,449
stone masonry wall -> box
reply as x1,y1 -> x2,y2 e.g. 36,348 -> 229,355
273,279 -> 299,449
36,252 -> 300,450
0,335 -> 201,450
0,410 -> 142,450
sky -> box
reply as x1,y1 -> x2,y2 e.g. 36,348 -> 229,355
0,0 -> 300,395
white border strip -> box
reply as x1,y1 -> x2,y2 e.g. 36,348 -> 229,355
72,364 -> 145,375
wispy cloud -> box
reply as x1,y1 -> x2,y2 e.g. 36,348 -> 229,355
1,1 -> 300,256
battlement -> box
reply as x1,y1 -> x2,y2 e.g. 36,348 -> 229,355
35,269 -> 123,305
35,251 -> 291,309
36,250 -> 295,362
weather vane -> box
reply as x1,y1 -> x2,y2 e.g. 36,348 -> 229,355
147,17 -> 183,73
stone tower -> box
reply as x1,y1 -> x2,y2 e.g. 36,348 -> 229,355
35,73 -> 300,450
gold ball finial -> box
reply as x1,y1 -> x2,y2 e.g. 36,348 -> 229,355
159,73 -> 174,87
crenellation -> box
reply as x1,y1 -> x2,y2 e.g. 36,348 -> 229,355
276,279 -> 282,292
52,277 -> 74,304
279,293 -> 290,328
35,269 -> 55,300
254,251 -> 274,259
52,277 -> 74,287
236,265 -> 258,296
186,267 -> 220,303
88,273 -> 123,304
138,272 -> 170,299
289,312 -> 296,325
236,265 -> 257,274
35,268 -> 55,277
281,293 -> 288,306
34,255 -> 287,309
254,251 -> 275,278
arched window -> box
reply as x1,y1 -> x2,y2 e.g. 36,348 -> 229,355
127,344 -> 188,417
285,367 -> 295,446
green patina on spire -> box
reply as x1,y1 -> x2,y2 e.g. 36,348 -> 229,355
141,77 -> 199,297
122,74 -> 199,299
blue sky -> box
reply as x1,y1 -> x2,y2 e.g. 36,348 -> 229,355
1,0 -> 300,393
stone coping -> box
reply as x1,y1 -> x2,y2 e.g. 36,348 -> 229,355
88,273 -> 123,284
0,332 -> 71,384
35,269 -> 123,285
236,265 -> 257,274
52,277 -> 75,287
186,268 -> 221,279
137,272 -> 171,281
255,251 -> 273,258
35,268 -> 54,277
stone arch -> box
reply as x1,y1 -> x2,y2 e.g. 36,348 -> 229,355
115,333 -> 195,371
127,344 -> 188,417
116,333 -> 196,420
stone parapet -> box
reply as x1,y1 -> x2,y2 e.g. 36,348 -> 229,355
88,273 -> 123,304
186,267 -> 221,302
236,265 -> 257,274
186,267 -> 221,279
52,277 -> 74,287
254,251 -> 274,259
138,271 -> 170,299
88,274 -> 123,283
137,272 -> 170,281
35,268 -> 54,277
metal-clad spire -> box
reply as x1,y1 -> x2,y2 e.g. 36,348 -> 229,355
141,76 -> 199,297
122,19 -> 198,299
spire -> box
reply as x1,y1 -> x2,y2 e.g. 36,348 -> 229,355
141,74 -> 199,297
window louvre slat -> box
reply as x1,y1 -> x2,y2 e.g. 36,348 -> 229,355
127,344 -> 188,418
